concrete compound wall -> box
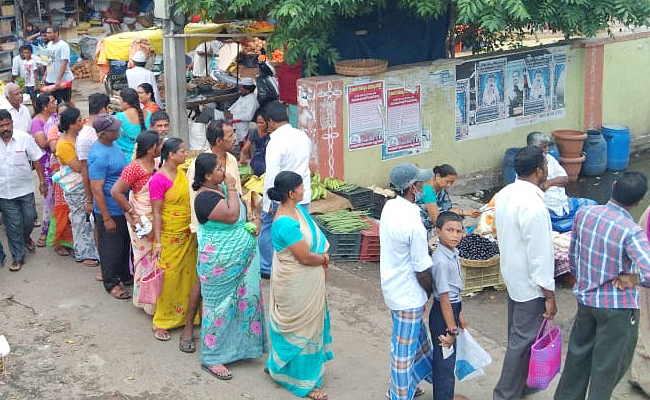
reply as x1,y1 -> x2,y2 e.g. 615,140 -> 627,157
297,34 -> 648,192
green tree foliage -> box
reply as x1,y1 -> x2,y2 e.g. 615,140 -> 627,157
176,0 -> 650,75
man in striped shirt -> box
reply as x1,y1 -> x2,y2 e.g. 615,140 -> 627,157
555,172 -> 650,399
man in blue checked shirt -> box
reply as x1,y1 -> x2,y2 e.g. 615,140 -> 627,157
555,172 -> 650,400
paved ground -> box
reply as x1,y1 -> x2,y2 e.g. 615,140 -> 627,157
1,79 -> 648,399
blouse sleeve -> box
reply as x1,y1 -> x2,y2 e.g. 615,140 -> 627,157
149,173 -> 172,201
420,184 -> 437,204
272,216 -> 304,252
120,162 -> 139,186
55,140 -> 76,164
30,118 -> 45,135
194,191 -> 224,224
47,125 -> 59,142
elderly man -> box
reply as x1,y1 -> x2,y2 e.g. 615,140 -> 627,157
493,146 -> 557,400
555,172 -> 650,400
225,77 -> 259,145
126,51 -> 161,105
0,109 -> 47,271
380,163 -> 434,400
3,83 -> 31,133
527,131 -> 597,232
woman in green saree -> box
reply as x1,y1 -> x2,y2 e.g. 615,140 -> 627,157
267,171 -> 333,400
192,153 -> 266,380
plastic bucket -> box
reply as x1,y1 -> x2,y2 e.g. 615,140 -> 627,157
602,124 -> 631,171
581,130 -> 607,176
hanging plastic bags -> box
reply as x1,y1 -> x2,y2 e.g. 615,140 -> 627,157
527,319 -> 562,389
455,329 -> 493,382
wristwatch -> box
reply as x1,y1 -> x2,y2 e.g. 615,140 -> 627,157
446,327 -> 459,336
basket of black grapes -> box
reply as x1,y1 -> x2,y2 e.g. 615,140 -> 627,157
457,234 -> 500,267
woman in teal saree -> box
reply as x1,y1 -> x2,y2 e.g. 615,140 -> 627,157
267,171 -> 333,400
192,153 -> 266,380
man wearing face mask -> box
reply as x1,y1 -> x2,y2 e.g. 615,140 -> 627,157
0,109 -> 47,271
380,163 -> 434,400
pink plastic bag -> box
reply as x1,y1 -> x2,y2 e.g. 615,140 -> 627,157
137,267 -> 164,305
527,319 -> 562,389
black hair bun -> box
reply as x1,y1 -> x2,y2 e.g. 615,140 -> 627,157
267,187 -> 282,202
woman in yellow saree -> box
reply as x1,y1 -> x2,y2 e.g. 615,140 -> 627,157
267,171 -> 333,400
111,131 -> 161,315
150,138 -> 198,341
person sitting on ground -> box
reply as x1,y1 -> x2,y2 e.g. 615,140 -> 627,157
126,51 -> 161,105
527,131 -> 597,232
137,83 -> 160,113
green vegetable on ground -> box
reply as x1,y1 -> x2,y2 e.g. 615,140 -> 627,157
314,209 -> 371,233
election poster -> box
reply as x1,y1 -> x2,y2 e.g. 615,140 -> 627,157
384,86 -> 422,155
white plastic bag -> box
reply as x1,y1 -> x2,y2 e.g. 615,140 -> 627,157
189,120 -> 209,151
455,328 -> 492,382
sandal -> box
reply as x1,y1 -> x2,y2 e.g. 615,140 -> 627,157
109,285 -> 131,300
55,246 -> 70,257
201,364 -> 232,380
152,327 -> 171,341
307,388 -> 328,400
82,259 -> 100,267
25,239 -> 36,253
36,236 -> 46,247
179,336 -> 196,353
9,261 -> 23,272
386,387 -> 424,399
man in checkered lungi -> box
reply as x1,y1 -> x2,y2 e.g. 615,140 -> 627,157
380,164 -> 434,400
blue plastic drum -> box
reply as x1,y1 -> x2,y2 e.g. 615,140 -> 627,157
602,124 -> 631,171
581,130 -> 607,176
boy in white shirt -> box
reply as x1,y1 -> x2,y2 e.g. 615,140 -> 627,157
12,45 -> 41,106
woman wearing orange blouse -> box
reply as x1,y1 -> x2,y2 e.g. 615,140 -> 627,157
138,83 -> 160,113
54,107 -> 100,267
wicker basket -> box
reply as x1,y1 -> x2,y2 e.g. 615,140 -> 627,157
460,255 -> 505,295
1,5 -> 14,16
334,59 -> 387,77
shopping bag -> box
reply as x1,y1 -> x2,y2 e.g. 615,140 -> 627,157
455,328 -> 493,382
527,319 -> 562,390
137,265 -> 164,305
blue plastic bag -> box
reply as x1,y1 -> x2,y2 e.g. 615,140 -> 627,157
455,329 -> 492,382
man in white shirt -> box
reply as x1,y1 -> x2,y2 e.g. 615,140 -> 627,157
126,51 -> 161,106
224,77 -> 259,144
258,101 -> 312,278
44,26 -> 74,104
3,83 -> 32,133
380,163 -> 434,400
0,109 -> 46,271
527,131 -> 597,232
493,146 -> 557,400
191,40 -> 223,77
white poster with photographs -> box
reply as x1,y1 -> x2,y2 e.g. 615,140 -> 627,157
455,47 -> 568,141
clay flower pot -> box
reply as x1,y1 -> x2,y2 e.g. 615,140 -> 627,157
552,130 -> 588,158
560,153 -> 586,182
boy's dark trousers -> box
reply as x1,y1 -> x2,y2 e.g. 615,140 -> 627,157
428,299 -> 461,400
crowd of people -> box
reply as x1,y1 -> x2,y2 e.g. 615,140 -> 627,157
4,23 -> 650,400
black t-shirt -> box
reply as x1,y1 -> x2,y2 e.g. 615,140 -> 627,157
194,191 -> 224,224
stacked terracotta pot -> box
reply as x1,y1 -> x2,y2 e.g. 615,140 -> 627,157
551,130 -> 587,181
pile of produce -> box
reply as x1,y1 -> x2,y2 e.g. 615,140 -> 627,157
311,173 -> 328,201
324,177 -> 359,193
314,210 -> 370,233
369,185 -> 396,198
457,234 -> 499,260
239,164 -> 253,183
242,37 -> 267,54
244,174 -> 264,194
71,61 -> 94,80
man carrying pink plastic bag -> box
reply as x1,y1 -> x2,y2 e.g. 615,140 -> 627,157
555,172 -> 650,400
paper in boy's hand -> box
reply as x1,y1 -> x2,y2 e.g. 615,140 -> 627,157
442,345 -> 455,359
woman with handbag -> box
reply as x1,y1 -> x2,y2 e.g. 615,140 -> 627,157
111,131 -> 161,315
192,153 -> 266,379
149,138 -> 198,341
54,107 -> 100,267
